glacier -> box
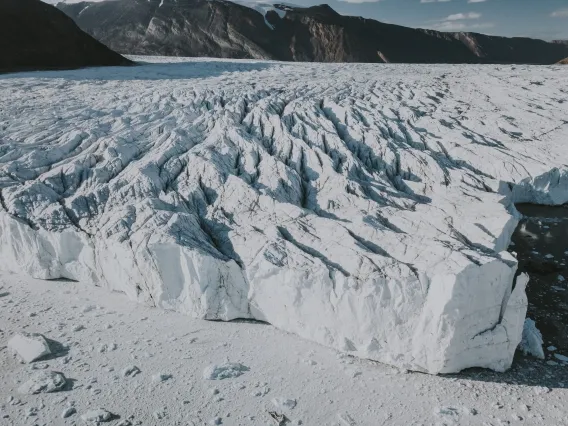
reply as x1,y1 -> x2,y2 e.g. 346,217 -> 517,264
1,58 -> 567,374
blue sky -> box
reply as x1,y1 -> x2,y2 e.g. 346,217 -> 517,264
46,0 -> 568,41
284,0 -> 568,40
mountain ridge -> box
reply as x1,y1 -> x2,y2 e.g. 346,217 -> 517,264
0,0 -> 131,73
57,0 -> 568,64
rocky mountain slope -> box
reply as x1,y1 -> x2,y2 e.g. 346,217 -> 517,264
0,0 -> 131,73
559,58 -> 568,64
57,0 -> 568,64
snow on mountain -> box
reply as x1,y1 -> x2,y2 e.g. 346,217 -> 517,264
56,0 -> 568,64
1,58 -> 567,374
231,1 -> 290,30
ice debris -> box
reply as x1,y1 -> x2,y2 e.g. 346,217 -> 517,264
518,318 -> 545,359
62,407 -> 77,418
81,409 -> 114,423
7,333 -> 51,363
18,371 -> 67,394
203,363 -> 249,380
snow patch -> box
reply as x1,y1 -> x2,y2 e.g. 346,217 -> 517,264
232,1 -> 288,29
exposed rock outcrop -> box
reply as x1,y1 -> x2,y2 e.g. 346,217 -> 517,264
57,0 -> 568,64
0,0 -> 131,73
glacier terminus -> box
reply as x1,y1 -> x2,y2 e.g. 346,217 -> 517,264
1,57 -> 567,374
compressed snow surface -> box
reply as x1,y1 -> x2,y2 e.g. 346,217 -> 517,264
519,318 -> 545,359
8,333 -> 51,363
1,58 -> 567,373
17,371 -> 67,394
1,273 -> 567,425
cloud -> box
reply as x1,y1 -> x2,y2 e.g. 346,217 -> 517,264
551,9 -> 568,18
338,0 -> 384,3
421,0 -> 452,3
433,21 -> 494,31
446,12 -> 482,21
429,10 -> 490,32
468,0 -> 487,3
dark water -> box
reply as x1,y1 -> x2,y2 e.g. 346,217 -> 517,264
510,203 -> 568,354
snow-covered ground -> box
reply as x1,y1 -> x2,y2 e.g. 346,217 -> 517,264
1,272 -> 567,426
0,58 -> 567,376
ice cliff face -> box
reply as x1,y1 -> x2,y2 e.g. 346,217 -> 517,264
1,59 -> 567,373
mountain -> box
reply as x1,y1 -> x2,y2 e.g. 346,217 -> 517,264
0,0 -> 131,73
57,0 -> 568,64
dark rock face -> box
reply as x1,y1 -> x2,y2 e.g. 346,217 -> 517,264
58,0 -> 568,64
450,32 -> 568,65
0,0 -> 131,73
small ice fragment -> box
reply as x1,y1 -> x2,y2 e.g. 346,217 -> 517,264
202,362 -> 249,380
518,319 -> 544,359
61,407 -> 76,418
8,333 -> 51,363
81,409 -> 113,423
18,371 -> 67,394
152,373 -> 172,382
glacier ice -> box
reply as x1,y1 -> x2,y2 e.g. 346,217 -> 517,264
1,58 -> 567,373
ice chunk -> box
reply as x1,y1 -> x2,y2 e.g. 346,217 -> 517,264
81,409 -> 114,423
202,363 -> 249,380
8,333 -> 51,363
18,371 -> 67,394
61,407 -> 76,418
518,318 -> 545,359
152,373 -> 172,382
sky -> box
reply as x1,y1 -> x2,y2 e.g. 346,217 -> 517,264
44,0 -> 568,41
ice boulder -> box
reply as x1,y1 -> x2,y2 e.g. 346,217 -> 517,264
18,371 -> 67,394
8,333 -> 51,363
81,409 -> 114,423
518,318 -> 545,359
